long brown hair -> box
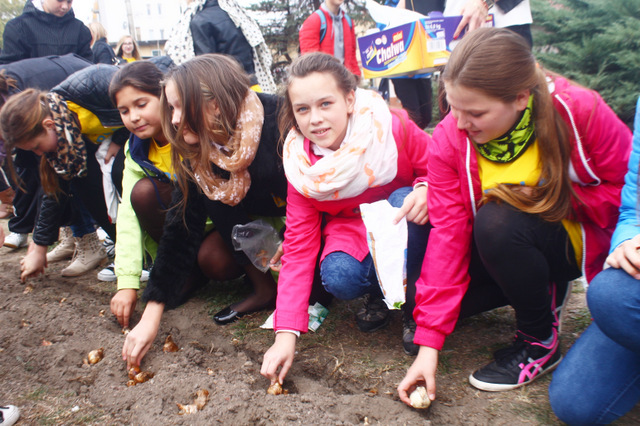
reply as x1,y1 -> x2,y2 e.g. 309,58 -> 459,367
160,54 -> 251,214
442,28 -> 573,222
0,89 -> 60,194
278,52 -> 359,145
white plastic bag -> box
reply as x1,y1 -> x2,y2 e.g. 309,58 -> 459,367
360,200 -> 407,309
94,137 -> 121,224
232,219 -> 282,273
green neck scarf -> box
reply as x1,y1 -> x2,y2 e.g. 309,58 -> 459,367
475,95 -> 535,163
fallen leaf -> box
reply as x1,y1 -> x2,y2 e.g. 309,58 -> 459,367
23,285 -> 33,294
98,310 -> 105,317
41,339 -> 52,346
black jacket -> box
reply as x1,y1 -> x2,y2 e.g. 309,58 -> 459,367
91,37 -> 117,65
31,65 -> 130,245
0,1 -> 93,64
51,64 -> 124,131
0,53 -> 92,192
144,93 -> 286,308
190,0 -> 255,75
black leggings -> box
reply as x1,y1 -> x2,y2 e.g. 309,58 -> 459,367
460,202 -> 581,339
8,150 -> 42,234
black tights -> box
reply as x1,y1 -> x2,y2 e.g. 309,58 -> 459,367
460,202 -> 581,340
130,177 -> 173,243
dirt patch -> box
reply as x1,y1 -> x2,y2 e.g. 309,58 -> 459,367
2,219 -> 640,425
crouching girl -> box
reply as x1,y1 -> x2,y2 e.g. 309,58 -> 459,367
260,52 -> 431,386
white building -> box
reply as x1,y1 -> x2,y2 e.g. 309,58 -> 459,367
92,0 -> 186,55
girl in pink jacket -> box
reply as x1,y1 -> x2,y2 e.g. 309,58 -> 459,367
398,28 -> 632,405
261,52 -> 431,386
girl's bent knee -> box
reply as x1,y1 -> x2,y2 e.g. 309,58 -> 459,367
388,186 -> 413,208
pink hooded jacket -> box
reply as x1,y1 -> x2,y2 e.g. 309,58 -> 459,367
274,110 -> 430,332
414,76 -> 632,350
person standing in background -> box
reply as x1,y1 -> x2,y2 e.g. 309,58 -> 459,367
115,35 -> 141,64
299,0 -> 361,77
0,0 -> 93,64
0,0 -> 94,250
165,0 -> 277,94
447,0 -> 533,47
384,0 -> 445,129
89,22 -> 117,65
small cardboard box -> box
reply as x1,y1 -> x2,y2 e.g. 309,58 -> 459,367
357,14 -> 493,79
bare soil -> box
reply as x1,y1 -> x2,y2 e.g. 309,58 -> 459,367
2,219 -> 640,425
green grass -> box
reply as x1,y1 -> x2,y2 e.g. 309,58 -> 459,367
25,386 -> 48,401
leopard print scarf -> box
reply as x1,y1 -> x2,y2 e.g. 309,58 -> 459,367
43,93 -> 87,180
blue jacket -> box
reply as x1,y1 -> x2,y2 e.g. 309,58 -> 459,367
610,96 -> 640,252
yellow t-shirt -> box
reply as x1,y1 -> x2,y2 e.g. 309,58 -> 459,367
147,139 -> 175,181
477,140 -> 582,267
122,57 -> 136,63
65,101 -> 116,144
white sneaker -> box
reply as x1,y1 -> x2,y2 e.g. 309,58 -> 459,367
97,263 -> 150,282
96,227 -> 108,241
0,405 -> 20,426
4,232 -> 28,249
97,263 -> 116,282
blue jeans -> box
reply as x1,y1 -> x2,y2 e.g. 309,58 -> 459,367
320,251 -> 379,300
69,194 -> 96,238
549,267 -> 640,425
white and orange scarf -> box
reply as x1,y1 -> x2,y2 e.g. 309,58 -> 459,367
283,88 -> 398,201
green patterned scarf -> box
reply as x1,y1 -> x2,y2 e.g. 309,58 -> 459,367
475,95 -> 535,163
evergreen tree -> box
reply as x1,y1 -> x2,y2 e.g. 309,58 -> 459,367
532,0 -> 640,126
0,0 -> 24,48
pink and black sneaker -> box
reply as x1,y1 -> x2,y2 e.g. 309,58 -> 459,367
468,328 -> 562,392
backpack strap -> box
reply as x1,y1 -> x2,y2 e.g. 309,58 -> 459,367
344,13 -> 352,29
314,9 -> 327,43
314,9 -> 353,43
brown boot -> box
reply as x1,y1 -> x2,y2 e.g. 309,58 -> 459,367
46,227 -> 75,263
61,232 -> 107,277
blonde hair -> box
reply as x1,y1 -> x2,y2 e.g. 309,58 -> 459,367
442,28 -> 574,222
88,22 -> 108,45
161,54 -> 251,214
115,35 -> 141,60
